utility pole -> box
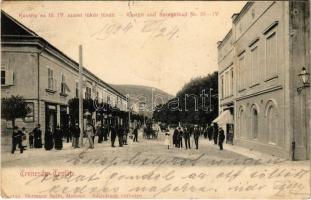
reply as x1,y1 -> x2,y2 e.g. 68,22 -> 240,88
79,45 -> 83,146
127,94 -> 131,129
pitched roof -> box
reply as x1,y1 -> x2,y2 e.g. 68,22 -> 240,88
1,10 -> 126,100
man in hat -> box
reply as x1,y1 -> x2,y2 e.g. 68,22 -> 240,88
213,123 -> 219,145
218,127 -> 225,150
33,124 -> 42,148
110,123 -> 118,147
177,127 -> 183,148
72,123 -> 80,148
11,126 -> 23,154
193,125 -> 200,149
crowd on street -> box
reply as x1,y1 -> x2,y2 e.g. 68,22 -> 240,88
10,121 -> 225,155
10,122 -> 142,154
166,123 -> 225,151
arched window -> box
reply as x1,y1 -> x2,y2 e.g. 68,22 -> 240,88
266,103 -> 278,145
251,108 -> 258,139
239,108 -> 246,138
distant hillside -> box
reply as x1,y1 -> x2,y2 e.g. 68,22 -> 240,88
110,84 -> 174,117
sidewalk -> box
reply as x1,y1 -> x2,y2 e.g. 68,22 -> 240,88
201,138 -> 311,166
201,138 -> 282,161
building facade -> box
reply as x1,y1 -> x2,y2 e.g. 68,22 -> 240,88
217,1 -> 310,160
1,11 -> 128,135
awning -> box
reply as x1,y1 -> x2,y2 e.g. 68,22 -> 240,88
212,110 -> 233,126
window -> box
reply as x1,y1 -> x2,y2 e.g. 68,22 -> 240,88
24,102 -> 34,122
61,74 -> 66,94
230,69 -> 234,96
267,105 -> 278,144
225,71 -> 229,97
265,31 -> 277,79
221,75 -> 224,98
251,108 -> 258,139
85,87 -> 92,99
238,55 -> 245,90
1,65 -> 14,86
1,70 -> 5,85
239,109 -> 246,138
48,68 -> 54,90
251,46 -> 259,84
75,82 -> 79,98
102,91 -> 107,103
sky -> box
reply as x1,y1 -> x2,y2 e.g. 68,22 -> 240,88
2,1 -> 245,95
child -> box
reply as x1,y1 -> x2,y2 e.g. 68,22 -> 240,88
21,127 -> 27,150
164,132 -> 170,149
29,130 -> 34,148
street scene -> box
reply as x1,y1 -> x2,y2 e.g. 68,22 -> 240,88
1,1 -> 311,199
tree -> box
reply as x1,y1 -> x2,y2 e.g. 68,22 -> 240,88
68,98 -> 79,125
153,71 -> 219,126
1,95 -> 30,130
68,98 -> 97,125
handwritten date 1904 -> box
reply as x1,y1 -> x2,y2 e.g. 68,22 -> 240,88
90,19 -> 179,43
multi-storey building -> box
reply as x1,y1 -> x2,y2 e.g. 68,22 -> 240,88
217,1 -> 310,160
1,11 -> 128,134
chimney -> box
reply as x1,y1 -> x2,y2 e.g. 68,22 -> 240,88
231,13 -> 239,22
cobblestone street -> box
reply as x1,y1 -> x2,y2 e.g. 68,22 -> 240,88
2,129 -> 249,167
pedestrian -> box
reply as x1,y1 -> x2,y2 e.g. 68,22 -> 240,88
85,122 -> 95,149
44,126 -> 54,150
65,125 -> 72,143
117,125 -> 123,147
213,123 -> 219,145
184,126 -> 191,149
97,125 -> 103,143
173,127 -> 178,147
33,124 -> 42,148
203,126 -> 208,139
178,127 -> 183,148
29,130 -> 34,149
123,126 -> 128,145
110,125 -> 117,147
103,125 -> 108,141
193,125 -> 200,149
11,126 -> 23,154
164,132 -> 170,149
90,123 -> 96,144
143,125 -> 147,139
218,127 -> 225,150
21,127 -> 27,150
72,123 -> 80,148
54,125 -> 63,150
208,124 -> 213,141
133,125 -> 138,142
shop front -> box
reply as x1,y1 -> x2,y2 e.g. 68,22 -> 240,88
213,107 -> 234,144
45,103 -> 57,133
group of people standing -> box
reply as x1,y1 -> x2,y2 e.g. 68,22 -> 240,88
171,125 -> 201,150
10,122 -> 131,154
168,123 -> 225,150
203,123 -> 225,150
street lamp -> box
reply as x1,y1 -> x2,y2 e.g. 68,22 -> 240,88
297,67 -> 310,94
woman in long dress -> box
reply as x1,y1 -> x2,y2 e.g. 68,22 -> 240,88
164,132 -> 171,149
33,125 -> 42,148
85,123 -> 95,149
54,125 -> 63,150
44,126 -> 54,150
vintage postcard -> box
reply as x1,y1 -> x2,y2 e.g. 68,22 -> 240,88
1,0 -> 310,199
